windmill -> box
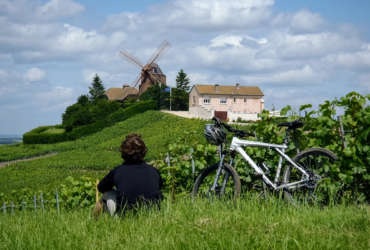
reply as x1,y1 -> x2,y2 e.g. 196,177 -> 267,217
120,40 -> 170,95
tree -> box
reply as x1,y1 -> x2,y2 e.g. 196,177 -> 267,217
176,69 -> 190,92
77,95 -> 90,106
62,103 -> 93,131
140,83 -> 169,110
61,74 -> 122,131
171,88 -> 189,110
89,99 -> 121,122
62,98 -> 121,131
171,69 -> 191,110
89,74 -> 106,102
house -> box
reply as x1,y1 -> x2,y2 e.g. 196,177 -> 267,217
105,85 -> 139,102
189,83 -> 264,121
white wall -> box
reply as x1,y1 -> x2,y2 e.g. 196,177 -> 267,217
228,112 -> 259,121
189,106 -> 214,119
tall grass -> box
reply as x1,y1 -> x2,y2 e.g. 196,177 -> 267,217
1,196 -> 369,250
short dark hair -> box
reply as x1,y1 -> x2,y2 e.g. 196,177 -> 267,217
120,134 -> 147,163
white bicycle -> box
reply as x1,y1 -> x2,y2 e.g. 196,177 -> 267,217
192,117 -> 337,204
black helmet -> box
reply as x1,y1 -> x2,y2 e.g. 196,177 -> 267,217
204,124 -> 226,145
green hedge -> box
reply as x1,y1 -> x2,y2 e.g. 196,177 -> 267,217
23,101 -> 156,144
22,125 -> 67,144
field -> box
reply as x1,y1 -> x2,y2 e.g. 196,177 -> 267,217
0,196 -> 369,250
0,111 -> 208,193
0,108 -> 369,249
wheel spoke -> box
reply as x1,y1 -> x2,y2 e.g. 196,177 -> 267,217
283,148 -> 337,205
193,163 -> 240,201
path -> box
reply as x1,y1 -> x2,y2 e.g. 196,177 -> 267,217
160,110 -> 250,125
0,152 -> 58,168
160,110 -> 201,119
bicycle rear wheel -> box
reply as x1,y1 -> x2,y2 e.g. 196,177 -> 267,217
283,147 -> 337,205
192,163 -> 241,201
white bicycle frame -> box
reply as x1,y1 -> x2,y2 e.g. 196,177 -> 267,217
228,137 -> 310,191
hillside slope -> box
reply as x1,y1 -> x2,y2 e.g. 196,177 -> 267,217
0,111 -> 208,193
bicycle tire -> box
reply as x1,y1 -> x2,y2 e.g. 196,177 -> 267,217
192,163 -> 241,201
283,147 -> 337,205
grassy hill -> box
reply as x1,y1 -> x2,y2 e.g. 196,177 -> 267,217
0,111 -> 208,193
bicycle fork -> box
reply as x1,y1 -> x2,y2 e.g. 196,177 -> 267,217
209,154 -> 225,194
219,157 -> 234,195
209,148 -> 235,196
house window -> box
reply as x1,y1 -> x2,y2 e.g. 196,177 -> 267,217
203,96 -> 210,104
244,97 -> 247,103
193,96 -> 196,104
233,97 -> 236,103
220,97 -> 227,104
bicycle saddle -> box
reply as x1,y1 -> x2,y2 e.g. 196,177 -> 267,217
278,120 -> 304,130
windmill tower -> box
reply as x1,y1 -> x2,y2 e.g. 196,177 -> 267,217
120,41 -> 170,95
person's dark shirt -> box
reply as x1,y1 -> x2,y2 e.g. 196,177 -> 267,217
98,161 -> 163,209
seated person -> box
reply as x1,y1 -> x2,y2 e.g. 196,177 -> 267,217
94,133 -> 163,216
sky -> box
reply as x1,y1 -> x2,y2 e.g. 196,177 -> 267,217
0,0 -> 369,135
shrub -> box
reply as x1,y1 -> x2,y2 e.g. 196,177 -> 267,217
23,125 -> 68,144
0,176 -> 96,209
23,100 -> 156,144
62,99 -> 121,132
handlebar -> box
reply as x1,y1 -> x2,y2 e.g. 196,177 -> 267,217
212,117 -> 255,138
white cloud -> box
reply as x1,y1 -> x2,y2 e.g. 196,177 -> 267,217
209,34 -> 268,48
0,68 -> 26,96
54,24 -> 106,52
245,35 -> 268,45
239,65 -> 318,85
0,70 -> 11,97
105,0 -> 274,32
323,45 -> 370,70
358,74 -> 370,91
0,21 -> 57,51
290,10 -> 325,33
186,43 -> 279,74
272,9 -> 326,34
210,35 -> 244,48
82,70 -> 110,84
0,0 -> 37,22
82,69 -> 136,89
35,86 -> 73,102
37,0 -> 85,20
0,0 -> 84,23
103,12 -> 142,32
0,1 -> 125,64
34,86 -> 75,112
269,65 -> 316,83
188,72 -> 210,84
0,21 -> 126,63
0,69 -> 8,78
24,67 -> 46,82
269,31 -> 362,60
168,0 -> 274,29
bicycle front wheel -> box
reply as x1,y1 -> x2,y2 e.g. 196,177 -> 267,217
283,147 -> 337,205
192,163 -> 241,201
